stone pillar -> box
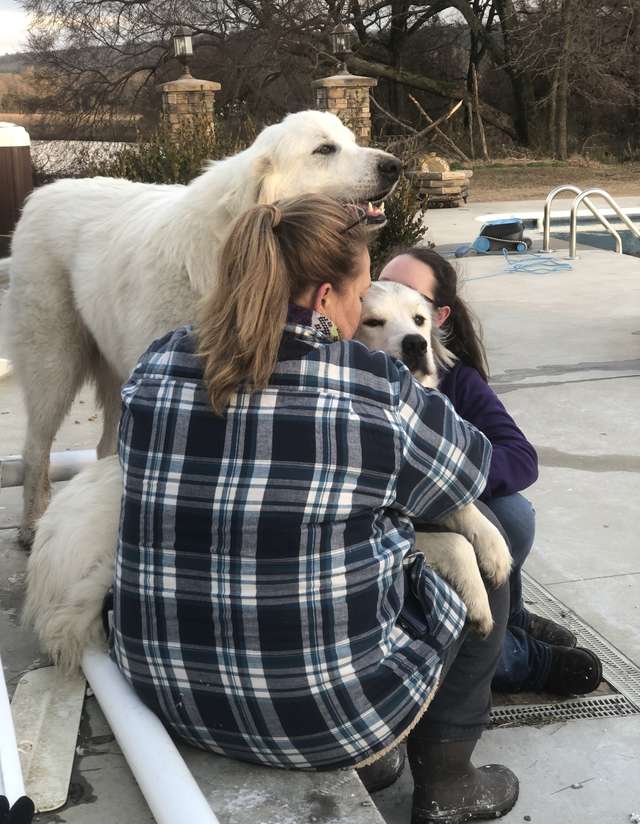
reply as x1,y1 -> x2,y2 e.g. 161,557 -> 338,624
158,75 -> 221,135
311,73 -> 377,145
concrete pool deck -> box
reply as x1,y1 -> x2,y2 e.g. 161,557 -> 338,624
1,198 -> 639,822
375,202 -> 640,823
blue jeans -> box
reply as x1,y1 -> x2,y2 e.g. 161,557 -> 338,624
484,493 -> 552,692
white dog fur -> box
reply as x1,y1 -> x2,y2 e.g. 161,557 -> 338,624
24,283 -> 510,672
3,109 -> 400,546
23,456 -> 122,673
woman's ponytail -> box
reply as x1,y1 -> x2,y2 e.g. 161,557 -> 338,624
197,204 -> 290,415
197,195 -> 368,415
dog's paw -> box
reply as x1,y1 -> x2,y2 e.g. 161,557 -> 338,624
454,565 -> 494,637
467,599 -> 494,638
476,528 -> 512,589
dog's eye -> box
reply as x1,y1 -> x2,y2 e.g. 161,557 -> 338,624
313,143 -> 337,156
363,318 -> 385,327
414,314 -> 426,327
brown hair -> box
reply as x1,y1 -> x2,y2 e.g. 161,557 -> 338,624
387,247 -> 489,381
197,194 -> 368,415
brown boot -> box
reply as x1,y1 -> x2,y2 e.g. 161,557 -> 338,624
356,746 -> 406,793
407,737 -> 519,824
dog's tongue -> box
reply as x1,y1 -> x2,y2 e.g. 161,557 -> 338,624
365,201 -> 386,224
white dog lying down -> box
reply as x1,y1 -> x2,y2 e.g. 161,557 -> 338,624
24,281 -> 510,673
3,109 -> 400,547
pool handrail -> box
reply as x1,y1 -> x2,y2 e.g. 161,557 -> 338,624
543,184 -> 622,254
568,188 -> 640,259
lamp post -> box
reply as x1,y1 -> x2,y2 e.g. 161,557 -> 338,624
314,22 -> 376,145
171,27 -> 194,78
330,22 -> 352,74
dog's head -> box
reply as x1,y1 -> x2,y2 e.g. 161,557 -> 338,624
355,281 -> 456,387
219,110 -> 401,224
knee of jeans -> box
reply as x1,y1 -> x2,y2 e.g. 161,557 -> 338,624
497,495 -> 536,563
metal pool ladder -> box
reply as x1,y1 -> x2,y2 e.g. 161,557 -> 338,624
542,184 -> 640,257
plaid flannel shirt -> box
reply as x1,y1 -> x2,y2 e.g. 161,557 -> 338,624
113,312 -> 491,770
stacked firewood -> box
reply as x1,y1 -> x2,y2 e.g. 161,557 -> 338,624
408,156 -> 473,208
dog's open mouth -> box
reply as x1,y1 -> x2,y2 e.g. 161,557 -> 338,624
363,198 -> 387,226
357,190 -> 392,228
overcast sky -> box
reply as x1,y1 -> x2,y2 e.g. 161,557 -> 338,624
0,0 -> 28,55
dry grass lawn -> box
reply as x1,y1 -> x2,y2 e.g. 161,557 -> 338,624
468,159 -> 640,202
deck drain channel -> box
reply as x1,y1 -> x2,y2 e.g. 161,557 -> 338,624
490,694 -> 637,727
488,572 -> 640,726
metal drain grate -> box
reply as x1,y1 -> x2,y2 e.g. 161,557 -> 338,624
490,694 -> 637,728
488,573 -> 640,726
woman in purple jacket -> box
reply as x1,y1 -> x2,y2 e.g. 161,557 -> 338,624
380,247 -> 602,696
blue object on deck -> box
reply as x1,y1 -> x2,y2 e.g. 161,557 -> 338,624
501,249 -> 573,275
455,217 -> 532,258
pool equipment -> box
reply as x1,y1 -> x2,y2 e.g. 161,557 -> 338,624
455,218 -> 532,257
501,249 -> 572,275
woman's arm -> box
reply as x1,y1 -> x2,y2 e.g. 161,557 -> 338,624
394,365 -> 492,522
444,365 -> 538,500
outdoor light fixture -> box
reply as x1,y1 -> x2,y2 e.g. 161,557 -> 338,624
171,27 -> 194,77
330,22 -> 352,74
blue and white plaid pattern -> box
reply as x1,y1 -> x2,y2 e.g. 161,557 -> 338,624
113,314 -> 491,769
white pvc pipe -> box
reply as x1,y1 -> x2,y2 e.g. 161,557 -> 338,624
0,449 -> 97,489
81,651 -> 220,824
0,652 -> 27,805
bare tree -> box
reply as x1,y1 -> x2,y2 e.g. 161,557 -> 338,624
18,0 -> 640,152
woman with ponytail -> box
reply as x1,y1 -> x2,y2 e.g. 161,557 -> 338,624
114,194 -> 521,824
380,248 -> 602,699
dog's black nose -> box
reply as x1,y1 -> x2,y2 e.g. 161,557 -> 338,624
377,156 -> 402,183
402,335 -> 428,356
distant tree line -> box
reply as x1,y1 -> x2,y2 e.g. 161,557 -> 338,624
15,0 -> 640,157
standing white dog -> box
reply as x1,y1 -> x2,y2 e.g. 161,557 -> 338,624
3,110 -> 400,546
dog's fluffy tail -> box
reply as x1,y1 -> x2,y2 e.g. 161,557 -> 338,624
0,258 -> 10,289
23,456 -> 123,674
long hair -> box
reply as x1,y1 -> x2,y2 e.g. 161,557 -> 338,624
389,247 -> 489,381
197,194 -> 368,415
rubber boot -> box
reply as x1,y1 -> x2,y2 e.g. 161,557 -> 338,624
407,737 -> 519,824
356,746 -> 406,793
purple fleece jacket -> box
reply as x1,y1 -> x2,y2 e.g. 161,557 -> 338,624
439,362 -> 538,501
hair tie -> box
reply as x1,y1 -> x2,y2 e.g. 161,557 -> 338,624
269,205 -> 283,229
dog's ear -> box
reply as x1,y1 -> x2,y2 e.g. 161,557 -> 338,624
255,156 -> 282,205
431,330 -> 457,370
216,152 -> 282,217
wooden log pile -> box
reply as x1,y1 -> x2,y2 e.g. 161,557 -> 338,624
408,169 -> 473,208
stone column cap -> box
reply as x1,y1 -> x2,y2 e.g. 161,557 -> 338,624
311,73 -> 377,89
158,75 -> 221,93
